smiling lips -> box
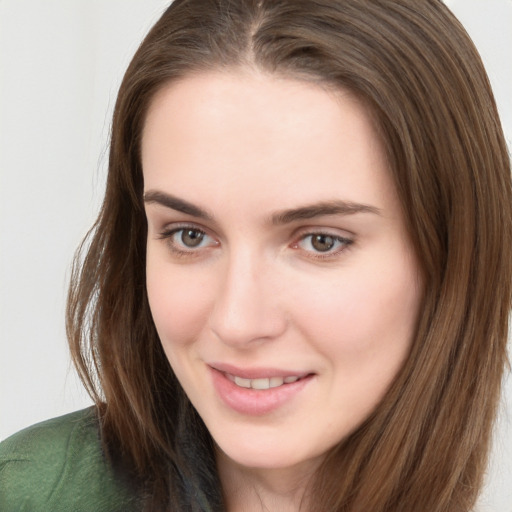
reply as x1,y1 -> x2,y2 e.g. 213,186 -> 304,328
225,373 -> 301,390
210,365 -> 313,415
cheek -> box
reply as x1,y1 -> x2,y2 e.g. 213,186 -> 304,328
146,255 -> 213,349
292,252 -> 421,369
293,258 -> 421,430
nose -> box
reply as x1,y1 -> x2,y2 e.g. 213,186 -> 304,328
208,249 -> 287,348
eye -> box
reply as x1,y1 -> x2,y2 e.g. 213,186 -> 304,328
295,232 -> 353,257
158,226 -> 218,255
177,228 -> 207,248
306,234 -> 337,252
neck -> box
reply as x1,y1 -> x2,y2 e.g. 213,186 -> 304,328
216,449 -> 319,512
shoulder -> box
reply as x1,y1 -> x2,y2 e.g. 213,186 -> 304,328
0,407 -> 141,511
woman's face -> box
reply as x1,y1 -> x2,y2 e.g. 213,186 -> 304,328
143,70 -> 422,475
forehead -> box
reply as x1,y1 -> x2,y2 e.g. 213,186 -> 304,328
143,69 -> 370,141
141,70 -> 395,215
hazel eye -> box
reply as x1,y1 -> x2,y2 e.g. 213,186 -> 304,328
179,228 -> 206,248
158,226 -> 218,255
309,234 -> 336,252
296,232 -> 352,256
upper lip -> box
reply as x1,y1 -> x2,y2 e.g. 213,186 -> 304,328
208,362 -> 311,380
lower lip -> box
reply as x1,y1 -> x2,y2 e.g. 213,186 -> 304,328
210,368 -> 313,416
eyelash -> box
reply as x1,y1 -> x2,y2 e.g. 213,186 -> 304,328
157,225 -> 354,260
292,232 -> 354,260
157,226 -> 217,258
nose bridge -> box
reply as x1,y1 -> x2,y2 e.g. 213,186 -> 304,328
209,244 -> 285,346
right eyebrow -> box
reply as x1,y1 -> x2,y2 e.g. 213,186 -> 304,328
143,190 -> 213,221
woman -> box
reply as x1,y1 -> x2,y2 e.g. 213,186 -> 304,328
1,1 -> 510,511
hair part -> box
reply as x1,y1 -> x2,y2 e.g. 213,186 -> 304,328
67,1 -> 512,510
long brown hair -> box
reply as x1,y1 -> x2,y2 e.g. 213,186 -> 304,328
67,1 -> 512,510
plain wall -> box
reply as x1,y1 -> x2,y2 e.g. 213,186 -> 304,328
0,1 -> 511,510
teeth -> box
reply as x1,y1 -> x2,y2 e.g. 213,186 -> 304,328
230,374 -> 300,389
251,378 -> 270,390
269,377 -> 284,388
234,376 -> 251,388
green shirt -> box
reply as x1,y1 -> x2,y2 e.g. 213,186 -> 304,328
0,408 -> 141,511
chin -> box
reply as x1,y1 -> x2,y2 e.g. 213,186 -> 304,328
210,423 -> 329,473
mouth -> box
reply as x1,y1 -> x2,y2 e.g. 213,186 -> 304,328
224,373 -> 303,390
208,363 -> 314,415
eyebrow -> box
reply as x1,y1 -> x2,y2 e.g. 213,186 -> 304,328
270,200 -> 381,225
144,190 -> 213,220
144,190 -> 381,224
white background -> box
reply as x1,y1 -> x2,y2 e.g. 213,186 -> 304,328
0,1 -> 511,510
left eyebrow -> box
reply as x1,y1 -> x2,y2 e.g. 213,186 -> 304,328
271,200 -> 381,225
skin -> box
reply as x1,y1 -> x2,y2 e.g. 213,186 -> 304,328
142,69 -> 423,511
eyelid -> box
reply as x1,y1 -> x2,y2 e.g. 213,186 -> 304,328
291,225 -> 355,241
290,227 -> 354,259
154,221 -> 354,260
157,223 -> 219,256
157,220 -> 213,237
